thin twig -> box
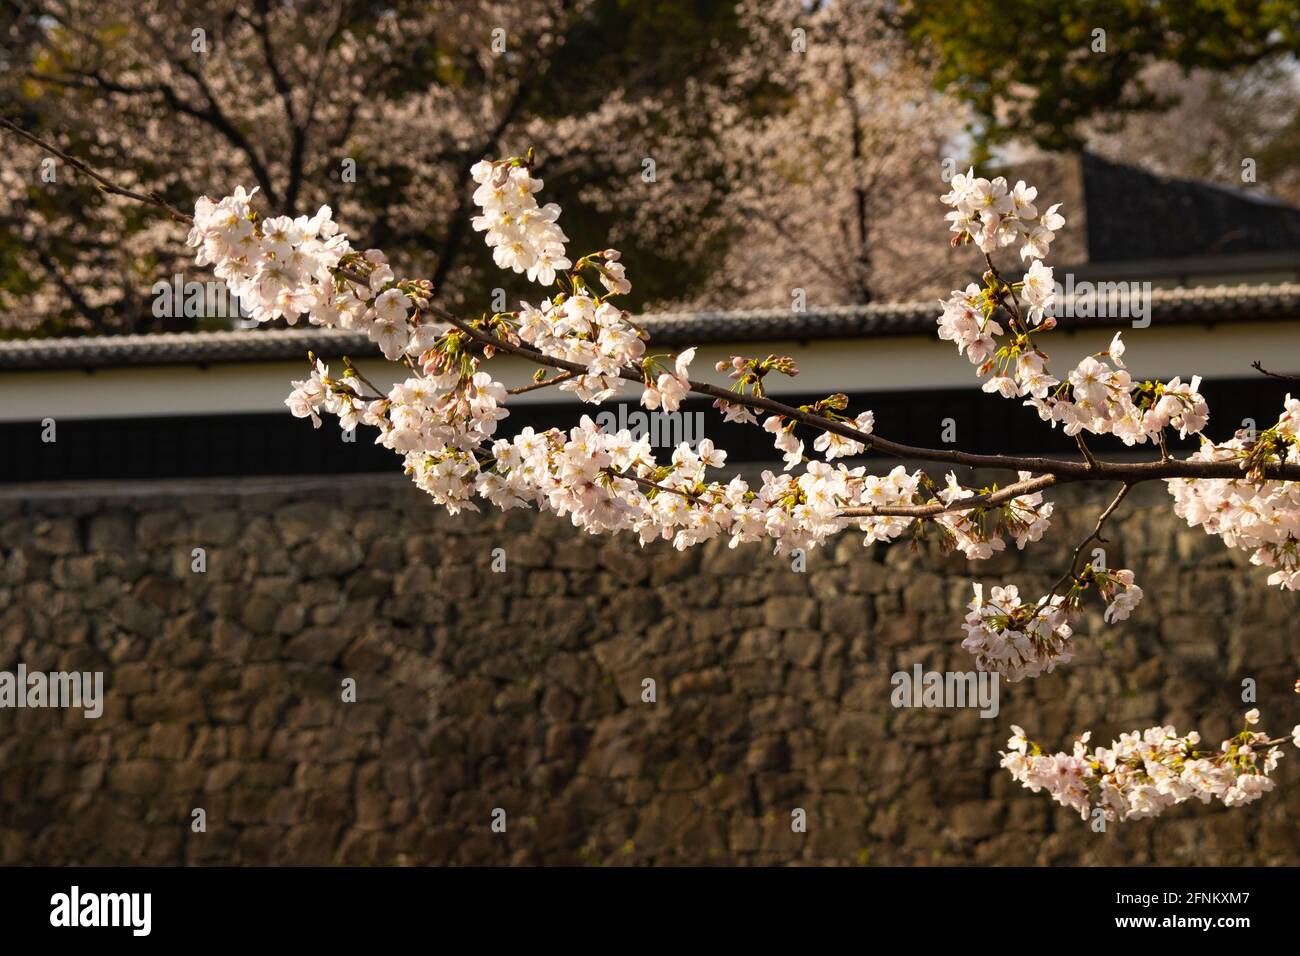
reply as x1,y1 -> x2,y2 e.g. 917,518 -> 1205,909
0,117 -> 193,223
1044,482 -> 1133,602
605,468 -> 707,505
1075,434 -> 1098,470
1252,361 -> 1300,384
340,357 -> 387,401
508,372 -> 574,395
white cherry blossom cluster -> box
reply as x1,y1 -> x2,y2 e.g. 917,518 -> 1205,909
470,159 -> 571,284
939,281 -> 1210,448
280,351 -> 1055,563
440,415 -> 847,552
961,566 -> 1143,681
937,283 -> 1001,365
962,583 -> 1075,681
380,371 -> 510,457
763,414 -> 807,470
1002,712 -> 1297,823
514,292 -> 695,413
187,187 -> 350,325
940,168 -> 1065,262
186,186 -> 441,365
467,162 -> 674,410
1031,342 -> 1210,446
515,293 -> 644,404
936,171 -> 1212,451
284,358 -> 351,430
759,410 -> 876,471
1167,394 -> 1300,589
285,357 -> 512,514
640,347 -> 695,413
850,465 -> 1049,558
1098,568 -> 1144,623
814,410 -> 875,460
934,472 -> 1054,560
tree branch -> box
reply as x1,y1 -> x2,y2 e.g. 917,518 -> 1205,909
429,305 -> 1300,486
838,474 -> 1056,518
0,117 -> 192,223
1039,482 -> 1133,607
507,371 -> 575,395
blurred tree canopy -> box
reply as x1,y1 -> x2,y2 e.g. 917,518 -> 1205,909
907,0 -> 1300,151
2,0 -> 1299,338
0,0 -> 745,336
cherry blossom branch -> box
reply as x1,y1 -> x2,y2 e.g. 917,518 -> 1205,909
838,474 -> 1056,518
15,119 -> 1300,827
1003,714 -> 1299,824
507,371 -> 575,395
433,306 -> 1300,486
338,356 -> 388,402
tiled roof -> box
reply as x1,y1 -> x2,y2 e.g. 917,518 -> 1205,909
1,282 -> 1299,372
1082,152 -> 1300,262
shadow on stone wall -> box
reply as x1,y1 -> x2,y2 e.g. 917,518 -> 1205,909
1,474 -> 1297,865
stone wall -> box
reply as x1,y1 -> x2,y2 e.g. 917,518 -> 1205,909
0,473 -> 1297,866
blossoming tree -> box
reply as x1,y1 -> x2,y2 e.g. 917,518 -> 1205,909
1,0 -> 735,334
6,114 -> 1300,827
586,0 -> 967,309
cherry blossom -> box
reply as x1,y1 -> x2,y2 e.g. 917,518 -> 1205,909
962,583 -> 1076,682
1167,397 -> 1300,591
941,168 -> 1066,263
643,348 -> 696,414
1003,714 -> 1295,823
470,158 -> 571,284
958,562 -> 1143,680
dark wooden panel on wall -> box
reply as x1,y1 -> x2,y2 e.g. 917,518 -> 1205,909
0,377 -> 1289,483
